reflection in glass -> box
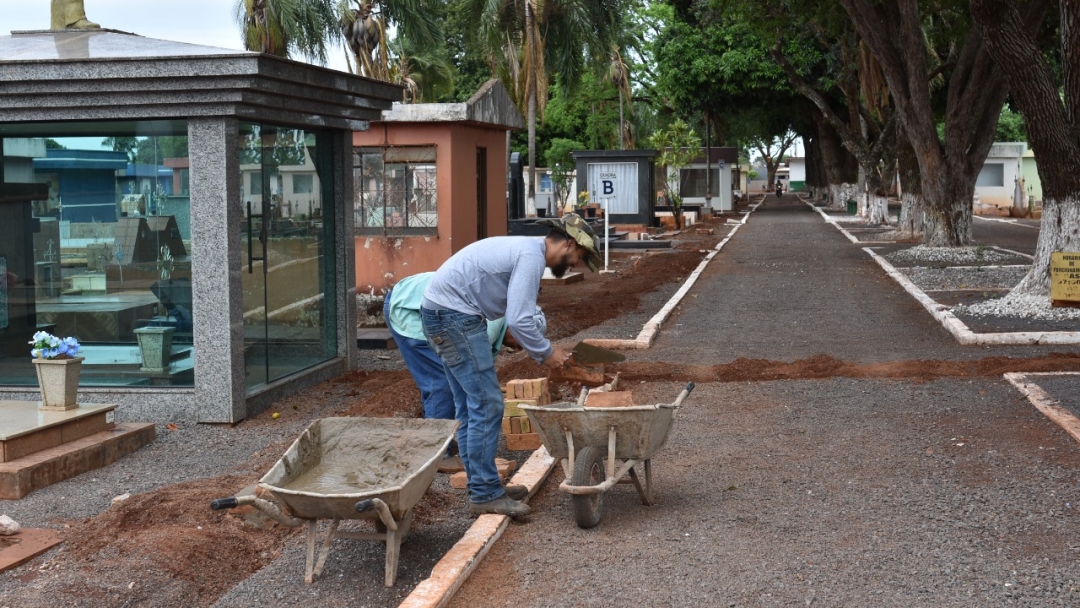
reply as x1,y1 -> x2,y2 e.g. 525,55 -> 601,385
0,122 -> 193,386
240,123 -> 337,391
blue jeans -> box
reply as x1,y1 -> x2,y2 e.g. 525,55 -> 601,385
421,306 -> 506,504
384,291 -> 456,421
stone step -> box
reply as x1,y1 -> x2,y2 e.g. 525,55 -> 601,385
0,422 -> 156,499
0,401 -> 117,463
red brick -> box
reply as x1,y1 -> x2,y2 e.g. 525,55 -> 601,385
510,417 -> 521,434
505,433 -> 542,451
585,391 -> 636,408
503,399 -> 537,417
449,471 -> 468,488
495,458 -> 517,478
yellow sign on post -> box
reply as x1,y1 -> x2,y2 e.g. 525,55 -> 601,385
1050,252 -> 1080,307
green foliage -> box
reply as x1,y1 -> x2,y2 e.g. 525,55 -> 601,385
995,104 -> 1027,142
544,137 -> 584,210
512,75 -> 629,162
233,0 -> 339,63
436,0 -> 492,102
649,119 -> 701,212
102,137 -> 189,164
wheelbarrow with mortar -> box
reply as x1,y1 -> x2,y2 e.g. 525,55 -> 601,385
521,382 -> 695,528
210,416 -> 458,586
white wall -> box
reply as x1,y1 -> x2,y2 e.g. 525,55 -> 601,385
975,142 -> 1026,211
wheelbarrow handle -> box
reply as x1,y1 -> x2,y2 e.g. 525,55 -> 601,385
672,382 -> 695,409
355,497 -> 398,531
210,497 -> 238,510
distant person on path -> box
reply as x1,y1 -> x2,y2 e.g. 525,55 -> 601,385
384,271 -> 545,479
421,214 -> 601,518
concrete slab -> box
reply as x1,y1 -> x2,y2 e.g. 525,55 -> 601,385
0,422 -> 156,499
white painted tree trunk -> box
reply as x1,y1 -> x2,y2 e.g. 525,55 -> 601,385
897,192 -> 924,237
827,183 -> 857,211
1012,196 -> 1080,295
866,193 -> 889,225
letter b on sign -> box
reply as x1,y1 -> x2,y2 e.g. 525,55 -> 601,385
602,180 -> 614,195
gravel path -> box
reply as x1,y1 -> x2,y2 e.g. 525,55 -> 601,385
449,196 -> 1080,608
452,377 -> 1080,607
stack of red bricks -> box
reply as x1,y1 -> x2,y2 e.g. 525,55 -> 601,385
501,378 -> 549,451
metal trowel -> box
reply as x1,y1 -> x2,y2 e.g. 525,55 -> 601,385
569,341 -> 626,365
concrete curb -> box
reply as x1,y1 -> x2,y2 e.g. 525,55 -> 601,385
585,200 -> 762,351
398,447 -> 556,608
806,200 -> 1080,346
1005,372 -> 1080,444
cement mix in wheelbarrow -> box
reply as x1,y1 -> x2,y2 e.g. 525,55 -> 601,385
282,420 -> 450,495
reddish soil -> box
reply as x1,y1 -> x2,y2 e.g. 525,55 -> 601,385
22,212 -> 1080,606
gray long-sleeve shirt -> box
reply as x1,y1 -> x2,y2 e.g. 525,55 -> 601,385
422,236 -> 552,362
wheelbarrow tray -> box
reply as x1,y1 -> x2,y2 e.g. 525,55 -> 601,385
520,403 -> 677,462
258,417 -> 459,522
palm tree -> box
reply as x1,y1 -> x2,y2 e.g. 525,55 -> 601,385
468,0 -> 623,213
233,0 -> 338,63
605,44 -> 633,150
339,0 -> 443,82
387,35 -> 455,103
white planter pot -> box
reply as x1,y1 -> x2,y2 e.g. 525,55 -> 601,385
135,326 -> 175,372
33,357 -> 83,410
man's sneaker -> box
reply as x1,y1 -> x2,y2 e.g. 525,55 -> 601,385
437,454 -> 464,474
503,484 -> 529,501
468,496 -> 532,518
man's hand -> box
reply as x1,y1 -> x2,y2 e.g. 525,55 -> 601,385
542,345 -> 572,369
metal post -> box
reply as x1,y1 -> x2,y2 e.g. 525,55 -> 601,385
603,197 -> 610,272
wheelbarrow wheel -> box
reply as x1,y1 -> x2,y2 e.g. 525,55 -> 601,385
571,445 -> 607,529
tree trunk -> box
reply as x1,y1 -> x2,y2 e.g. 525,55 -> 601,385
866,193 -> 889,225
840,0 -> 1013,247
527,90 -> 537,216
897,191 -> 924,236
1013,197 -> 1080,293
920,169 -> 977,246
895,122 -> 923,237
971,0 -> 1077,295
618,93 -> 625,151
829,183 -> 858,211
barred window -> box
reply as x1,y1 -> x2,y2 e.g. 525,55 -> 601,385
354,147 -> 437,234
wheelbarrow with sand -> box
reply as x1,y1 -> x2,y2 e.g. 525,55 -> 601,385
520,382 -> 694,528
210,416 -> 458,586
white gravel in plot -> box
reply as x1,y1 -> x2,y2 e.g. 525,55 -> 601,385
901,265 -> 1028,291
886,245 -> 1018,266
954,292 -> 1080,320
887,245 -> 1080,322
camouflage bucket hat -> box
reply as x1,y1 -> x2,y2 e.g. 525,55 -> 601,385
537,213 -> 601,272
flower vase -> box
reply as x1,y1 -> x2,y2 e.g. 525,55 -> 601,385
135,326 -> 175,372
33,357 -> 84,410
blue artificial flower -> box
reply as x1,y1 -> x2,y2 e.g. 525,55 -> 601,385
28,332 -> 82,360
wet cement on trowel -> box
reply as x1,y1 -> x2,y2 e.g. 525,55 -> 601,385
283,420 -> 449,495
